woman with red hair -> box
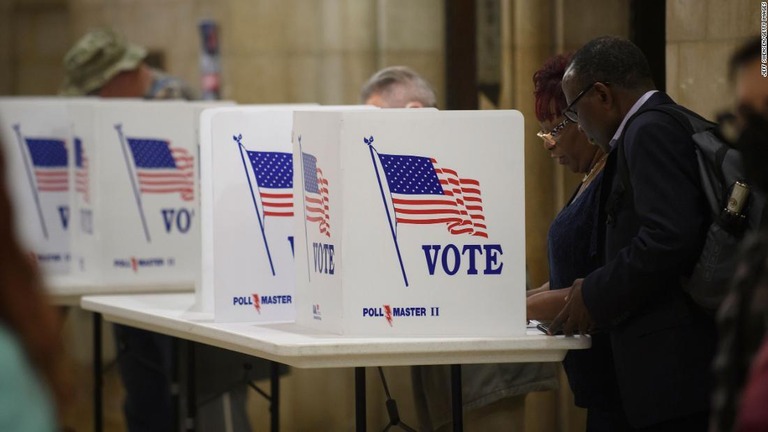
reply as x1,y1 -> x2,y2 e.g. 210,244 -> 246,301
0,142 -> 71,431
526,54 -> 623,431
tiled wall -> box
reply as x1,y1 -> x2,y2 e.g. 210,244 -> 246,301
3,1 -> 72,95
29,0 -> 445,107
1,0 -> 443,105
0,1 -> 12,95
667,0 -> 757,119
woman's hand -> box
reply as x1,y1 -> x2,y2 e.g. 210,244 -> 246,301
527,286 -> 571,322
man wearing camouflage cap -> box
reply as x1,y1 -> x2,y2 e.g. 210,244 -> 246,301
61,29 -> 267,432
60,28 -> 195,99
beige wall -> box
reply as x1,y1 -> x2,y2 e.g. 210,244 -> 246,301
0,1 -> 12,95
667,0 -> 757,119
4,1 -> 71,95
2,0 -> 444,106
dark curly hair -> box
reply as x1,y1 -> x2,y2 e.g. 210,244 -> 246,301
533,53 -> 573,123
566,36 -> 654,90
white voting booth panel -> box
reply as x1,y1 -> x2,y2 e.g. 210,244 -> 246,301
200,105 -> 374,323
0,97 -> 72,275
199,105 -> 315,317
68,100 -> 207,290
292,110 -> 526,336
205,107 -> 299,322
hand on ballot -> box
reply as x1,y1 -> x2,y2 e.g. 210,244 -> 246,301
526,286 -> 570,322
549,278 -> 595,336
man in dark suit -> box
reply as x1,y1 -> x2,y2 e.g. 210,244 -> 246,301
550,36 -> 716,431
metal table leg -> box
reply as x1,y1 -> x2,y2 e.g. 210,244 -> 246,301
93,312 -> 103,432
270,361 -> 280,432
184,340 -> 196,432
355,367 -> 367,432
451,364 -> 463,432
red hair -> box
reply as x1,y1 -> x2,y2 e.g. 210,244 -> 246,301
532,53 -> 573,123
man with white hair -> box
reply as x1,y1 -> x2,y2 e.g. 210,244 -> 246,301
360,66 -> 438,108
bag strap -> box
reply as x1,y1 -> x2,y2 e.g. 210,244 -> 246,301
611,104 -> 724,203
648,106 -> 729,202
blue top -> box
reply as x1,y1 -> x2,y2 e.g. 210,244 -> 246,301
0,324 -> 57,432
547,172 -> 621,411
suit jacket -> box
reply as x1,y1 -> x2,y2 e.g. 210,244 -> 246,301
582,92 -> 717,428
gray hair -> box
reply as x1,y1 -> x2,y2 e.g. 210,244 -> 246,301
360,66 -> 437,108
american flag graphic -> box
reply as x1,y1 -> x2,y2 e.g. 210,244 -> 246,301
246,150 -> 293,218
25,138 -> 68,193
378,153 -> 487,237
74,137 -> 89,203
301,152 -> 330,236
126,138 -> 194,201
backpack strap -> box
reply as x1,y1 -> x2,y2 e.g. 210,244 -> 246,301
608,104 -> 724,213
639,105 -> 728,193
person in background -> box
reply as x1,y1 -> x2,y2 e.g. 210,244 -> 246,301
60,28 -> 268,432
710,35 -> 768,432
526,53 -> 622,432
552,36 -> 715,431
60,28 -> 195,99
0,140 -> 72,431
362,65 -> 559,432
361,66 -> 438,109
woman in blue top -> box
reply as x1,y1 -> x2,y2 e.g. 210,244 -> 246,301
0,142 -> 70,431
526,54 -> 624,432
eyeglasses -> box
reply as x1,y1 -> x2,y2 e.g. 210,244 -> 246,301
536,117 -> 573,148
563,81 -> 608,123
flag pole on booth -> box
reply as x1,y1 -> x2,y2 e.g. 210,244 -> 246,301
233,134 -> 275,276
297,135 -> 311,282
115,124 -> 151,243
13,124 -> 49,239
365,136 -> 409,287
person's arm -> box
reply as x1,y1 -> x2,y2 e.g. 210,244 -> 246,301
527,287 -> 570,321
526,281 -> 550,297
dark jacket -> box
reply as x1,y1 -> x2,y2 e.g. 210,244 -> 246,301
582,92 -> 717,428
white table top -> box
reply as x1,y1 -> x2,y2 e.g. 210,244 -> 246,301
45,275 -> 192,306
81,293 -> 590,368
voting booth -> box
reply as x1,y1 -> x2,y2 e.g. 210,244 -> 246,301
0,98 -> 73,275
202,107 -> 302,322
68,100 -> 208,289
200,105 -> 376,322
292,109 -> 526,336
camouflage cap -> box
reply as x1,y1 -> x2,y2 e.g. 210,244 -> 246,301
59,28 -> 147,96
